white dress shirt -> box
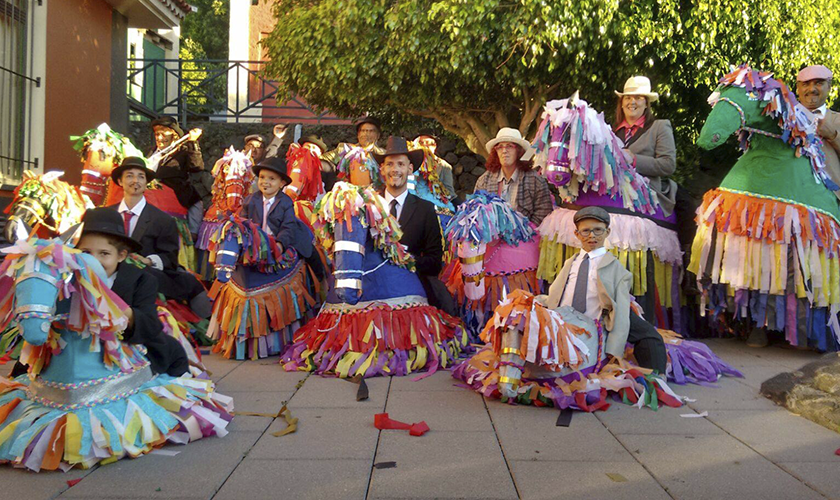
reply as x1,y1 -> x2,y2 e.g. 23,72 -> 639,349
118,196 -> 163,271
559,247 -> 608,321
384,189 -> 409,223
813,104 -> 828,120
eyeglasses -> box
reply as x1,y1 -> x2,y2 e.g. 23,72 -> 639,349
576,228 -> 607,237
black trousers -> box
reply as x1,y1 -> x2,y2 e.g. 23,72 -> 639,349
628,311 -> 668,374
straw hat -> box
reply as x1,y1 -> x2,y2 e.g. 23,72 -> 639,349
485,128 -> 534,161
615,76 -> 659,103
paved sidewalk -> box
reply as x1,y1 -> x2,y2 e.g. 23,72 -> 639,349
2,338 -> 839,500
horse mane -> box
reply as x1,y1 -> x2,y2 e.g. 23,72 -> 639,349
444,191 -> 535,246
533,96 -> 659,215
336,145 -> 382,187
312,182 -> 415,271
286,146 -> 325,201
711,65 -> 836,191
415,148 -> 451,204
11,171 -> 93,233
0,238 -> 141,375
70,122 -> 142,164
209,215 -> 295,273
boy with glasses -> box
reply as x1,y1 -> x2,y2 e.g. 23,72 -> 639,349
538,206 -> 667,373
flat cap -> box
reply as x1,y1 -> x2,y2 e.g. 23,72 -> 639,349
573,206 -> 610,226
798,65 -> 833,82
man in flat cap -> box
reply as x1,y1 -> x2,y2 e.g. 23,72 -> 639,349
537,206 -> 667,373
797,65 -> 840,200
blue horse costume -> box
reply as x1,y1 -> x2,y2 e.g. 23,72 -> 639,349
281,183 -> 466,378
0,236 -> 232,471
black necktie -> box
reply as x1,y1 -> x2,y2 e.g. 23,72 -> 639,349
390,199 -> 398,219
571,254 -> 590,313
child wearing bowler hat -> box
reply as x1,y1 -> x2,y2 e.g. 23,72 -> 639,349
241,157 -> 321,279
538,206 -> 667,373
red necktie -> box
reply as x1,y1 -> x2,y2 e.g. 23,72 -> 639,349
122,211 -> 133,236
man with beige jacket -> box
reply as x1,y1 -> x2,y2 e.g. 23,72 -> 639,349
537,206 -> 667,373
797,65 -> 840,200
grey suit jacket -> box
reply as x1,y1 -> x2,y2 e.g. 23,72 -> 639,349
818,109 -> 840,201
624,119 -> 678,216
539,252 -> 633,358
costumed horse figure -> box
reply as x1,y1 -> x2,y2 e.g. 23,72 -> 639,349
207,217 -> 320,360
444,192 -> 541,340
196,148 -> 254,282
408,146 -> 456,231
3,171 -> 93,243
453,290 -> 742,411
0,236 -> 232,471
284,143 -> 326,230
335,145 -> 383,188
72,124 -> 197,272
689,65 -> 840,351
3,174 -> 208,369
281,182 -> 466,378
532,94 -> 683,329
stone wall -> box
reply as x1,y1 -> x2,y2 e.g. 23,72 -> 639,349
128,122 -> 485,197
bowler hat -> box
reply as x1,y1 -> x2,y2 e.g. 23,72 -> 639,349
252,156 -> 292,184
150,117 -> 184,137
111,156 -> 156,186
299,135 -> 328,153
354,116 -> 381,133
81,207 -> 143,253
573,206 -> 611,226
372,136 -> 425,171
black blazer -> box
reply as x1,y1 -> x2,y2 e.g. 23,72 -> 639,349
396,193 -> 444,277
109,201 -> 180,271
112,262 -> 188,376
241,192 -> 315,259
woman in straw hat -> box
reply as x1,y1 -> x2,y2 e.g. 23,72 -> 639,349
473,127 -> 555,225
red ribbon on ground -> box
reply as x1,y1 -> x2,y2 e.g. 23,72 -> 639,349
374,413 -> 430,436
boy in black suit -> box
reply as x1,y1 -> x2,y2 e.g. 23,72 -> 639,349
374,136 -> 456,315
241,157 -> 324,280
109,157 -> 211,318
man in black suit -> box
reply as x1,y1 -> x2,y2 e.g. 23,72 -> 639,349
109,157 -> 211,318
374,137 -> 456,315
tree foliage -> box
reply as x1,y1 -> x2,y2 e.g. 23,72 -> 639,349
263,0 -> 840,169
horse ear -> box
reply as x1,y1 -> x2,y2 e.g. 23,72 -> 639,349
12,218 -> 32,243
58,223 -> 83,247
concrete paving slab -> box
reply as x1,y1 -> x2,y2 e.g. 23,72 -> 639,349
595,400 -> 724,435
248,407 -> 381,460
384,389 -> 493,431
779,462 -> 840,500
509,460 -> 671,500
214,362 -> 307,392
729,364 -> 790,390
369,430 -> 517,499
487,403 -> 635,462
617,433 -> 825,500
0,466 -> 93,500
389,370 -> 462,392
226,391 -> 295,417
60,431 -> 261,499
677,377 -> 778,411
200,355 -> 243,380
290,375 -> 389,409
214,458 -> 371,500
225,415 -> 275,433
706,409 -> 840,462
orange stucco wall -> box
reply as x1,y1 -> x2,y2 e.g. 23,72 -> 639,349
44,0 -> 113,185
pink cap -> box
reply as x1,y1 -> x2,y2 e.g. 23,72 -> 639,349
797,65 -> 833,82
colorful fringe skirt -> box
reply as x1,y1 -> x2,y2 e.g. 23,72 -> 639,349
689,188 -> 840,351
281,298 -> 467,378
208,261 -> 319,360
0,370 -> 232,471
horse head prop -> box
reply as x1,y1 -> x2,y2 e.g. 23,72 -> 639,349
71,123 -> 142,206
4,171 -> 93,243
285,144 -> 325,202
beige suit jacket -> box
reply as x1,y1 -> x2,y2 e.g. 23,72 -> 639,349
819,109 -> 840,200
540,252 -> 632,358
